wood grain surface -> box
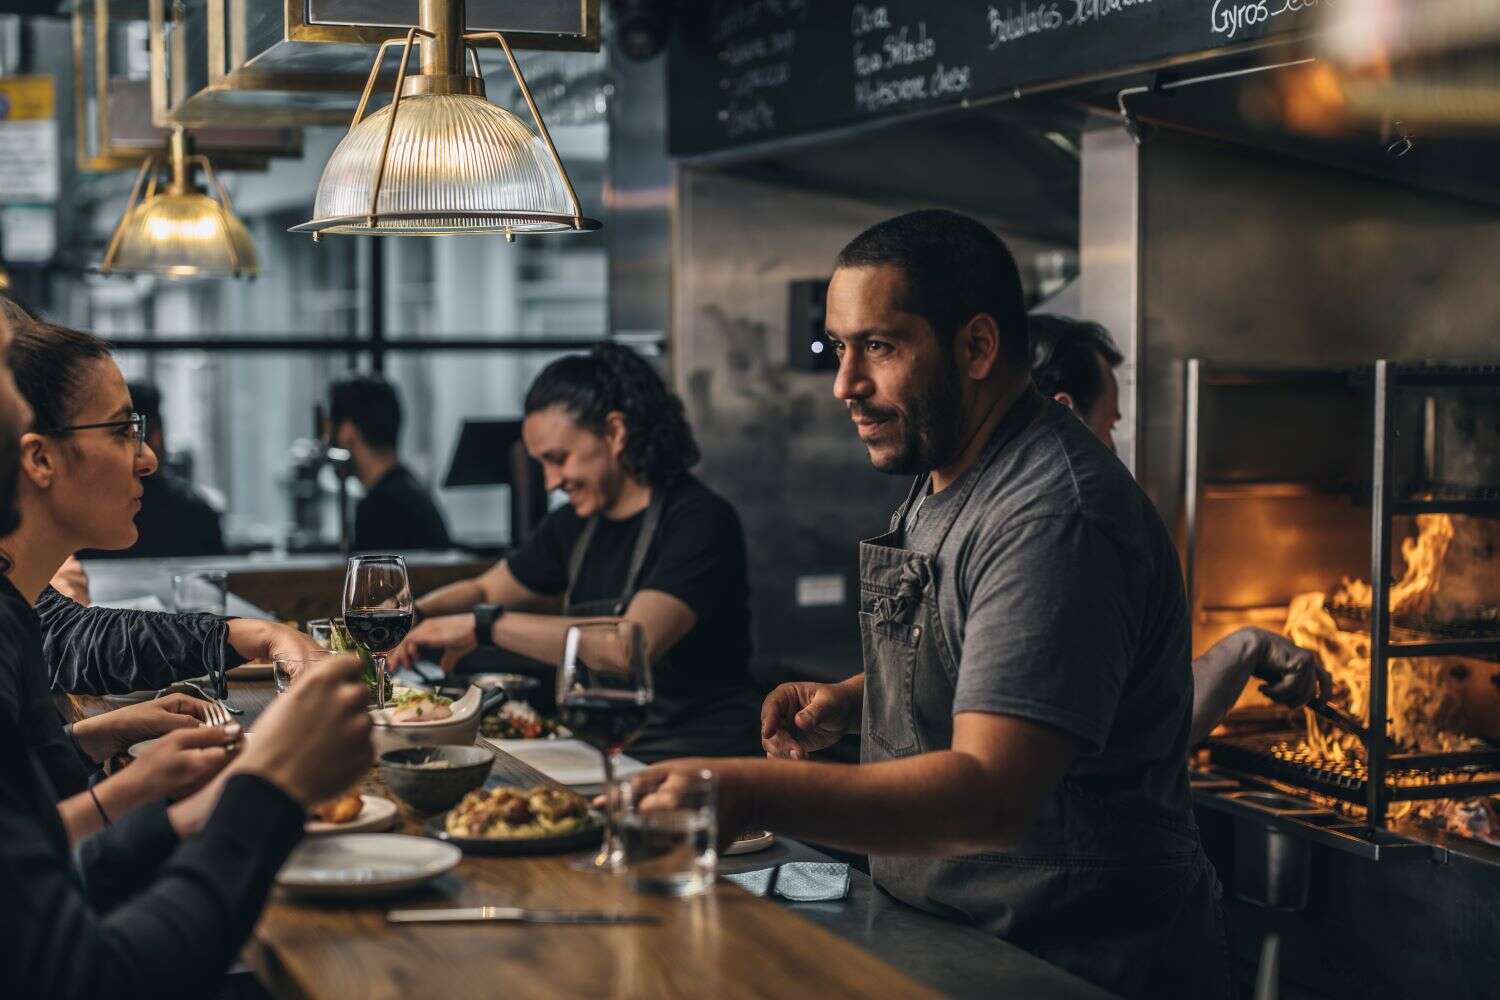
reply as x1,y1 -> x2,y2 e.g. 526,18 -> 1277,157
80,680 -> 941,999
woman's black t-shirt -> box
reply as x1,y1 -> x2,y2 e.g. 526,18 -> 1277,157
506,475 -> 757,758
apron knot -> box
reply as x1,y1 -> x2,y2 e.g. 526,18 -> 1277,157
874,559 -> 930,626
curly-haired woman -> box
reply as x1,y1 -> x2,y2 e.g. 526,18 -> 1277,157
388,344 -> 758,760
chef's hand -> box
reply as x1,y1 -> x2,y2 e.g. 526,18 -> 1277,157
238,652 -> 373,808
1234,627 -> 1333,708
386,613 -> 476,673
760,677 -> 861,760
625,760 -> 756,853
50,556 -> 91,605
69,693 -> 213,762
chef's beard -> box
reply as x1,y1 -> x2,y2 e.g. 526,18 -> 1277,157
856,355 -> 966,476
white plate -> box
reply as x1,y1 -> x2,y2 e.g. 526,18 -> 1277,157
725,830 -> 775,856
276,834 -> 461,900
305,795 -> 400,837
103,675 -> 214,706
103,690 -> 156,706
481,738 -> 646,787
128,731 -> 251,759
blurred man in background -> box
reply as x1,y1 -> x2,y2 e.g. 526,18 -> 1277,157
86,382 -> 225,559
327,375 -> 451,552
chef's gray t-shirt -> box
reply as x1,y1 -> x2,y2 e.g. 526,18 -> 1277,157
901,394 -> 1194,818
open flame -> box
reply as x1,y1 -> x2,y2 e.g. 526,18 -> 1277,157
1281,513 -> 1499,839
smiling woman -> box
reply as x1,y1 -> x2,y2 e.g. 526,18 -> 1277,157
388,343 -> 761,762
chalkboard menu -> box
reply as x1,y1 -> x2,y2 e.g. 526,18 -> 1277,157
668,0 -> 1310,157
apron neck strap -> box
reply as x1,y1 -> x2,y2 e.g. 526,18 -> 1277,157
562,485 -> 666,615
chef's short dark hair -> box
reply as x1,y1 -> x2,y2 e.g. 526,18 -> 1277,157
834,209 -> 1030,367
1029,314 -> 1123,416
525,343 -> 700,487
329,375 -> 401,450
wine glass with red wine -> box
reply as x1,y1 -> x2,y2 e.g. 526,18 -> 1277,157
342,554 -> 414,709
557,621 -> 653,874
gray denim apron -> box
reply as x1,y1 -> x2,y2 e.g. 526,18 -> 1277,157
562,490 -> 758,763
859,407 -> 1232,999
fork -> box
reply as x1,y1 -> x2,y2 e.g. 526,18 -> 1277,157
160,681 -> 244,720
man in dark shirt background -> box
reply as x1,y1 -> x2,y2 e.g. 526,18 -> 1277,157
327,375 -> 452,552
87,382 -> 226,559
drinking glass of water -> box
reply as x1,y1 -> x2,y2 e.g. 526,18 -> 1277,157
273,649 -> 341,693
622,769 -> 718,898
305,618 -> 335,649
173,569 -> 228,615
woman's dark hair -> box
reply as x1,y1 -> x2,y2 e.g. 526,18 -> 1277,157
524,343 -> 700,486
1029,314 -> 1123,417
1,298 -> 112,432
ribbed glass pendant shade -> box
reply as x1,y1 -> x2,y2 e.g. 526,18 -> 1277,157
109,191 -> 259,278
292,0 -> 599,240
99,130 -> 259,279
296,93 -> 590,236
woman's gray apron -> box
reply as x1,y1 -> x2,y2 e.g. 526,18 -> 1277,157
858,417 -> 1231,999
562,491 -> 758,763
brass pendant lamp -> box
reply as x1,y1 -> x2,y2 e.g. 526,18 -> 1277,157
290,0 -> 601,240
100,127 -> 258,278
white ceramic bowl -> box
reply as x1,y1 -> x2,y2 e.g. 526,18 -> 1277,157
370,685 -> 482,756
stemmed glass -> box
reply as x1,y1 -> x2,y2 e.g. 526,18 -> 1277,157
342,555 -> 414,709
557,621 -> 653,874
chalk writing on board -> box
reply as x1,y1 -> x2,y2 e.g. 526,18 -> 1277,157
852,4 -> 971,113
1212,0 -> 1327,41
711,4 -> 806,139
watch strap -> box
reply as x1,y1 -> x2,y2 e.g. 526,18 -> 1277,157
474,604 -> 502,647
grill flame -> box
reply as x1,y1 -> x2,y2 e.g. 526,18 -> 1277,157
1281,513 -> 1498,839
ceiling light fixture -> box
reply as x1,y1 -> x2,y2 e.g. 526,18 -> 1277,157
100,126 -> 258,278
290,0 -> 601,241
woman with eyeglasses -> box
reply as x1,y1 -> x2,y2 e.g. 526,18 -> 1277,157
0,303 -> 374,1000
0,300 -> 330,836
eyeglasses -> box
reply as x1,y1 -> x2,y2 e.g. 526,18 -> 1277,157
37,413 -> 149,456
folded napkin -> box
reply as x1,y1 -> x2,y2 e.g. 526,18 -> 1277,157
722,862 -> 850,902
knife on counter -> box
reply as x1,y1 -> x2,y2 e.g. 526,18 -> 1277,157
387,906 -> 659,925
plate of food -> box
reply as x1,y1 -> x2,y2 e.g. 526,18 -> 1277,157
425,785 -> 602,856
479,700 -> 562,741
371,685 -> 482,754
276,833 -> 461,900
306,792 -> 400,836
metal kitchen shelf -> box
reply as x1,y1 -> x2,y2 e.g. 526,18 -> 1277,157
1364,359 -> 1500,828
1195,359 -> 1500,834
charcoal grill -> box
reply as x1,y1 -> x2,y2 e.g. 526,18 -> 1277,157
1188,361 -> 1500,831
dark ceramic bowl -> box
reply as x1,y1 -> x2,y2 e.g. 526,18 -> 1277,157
378,745 -> 494,814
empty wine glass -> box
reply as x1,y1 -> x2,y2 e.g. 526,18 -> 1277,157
342,555 -> 413,709
557,621 -> 653,874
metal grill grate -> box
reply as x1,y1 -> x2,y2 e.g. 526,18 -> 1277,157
1208,732 -> 1500,805
1326,601 -> 1500,642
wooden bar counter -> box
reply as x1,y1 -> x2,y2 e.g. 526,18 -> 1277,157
83,681 -> 1112,999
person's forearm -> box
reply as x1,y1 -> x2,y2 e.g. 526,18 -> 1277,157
720,751 -> 1031,856
59,769 -> 155,846
491,612 -> 613,669
417,578 -> 488,618
1189,635 -> 1255,746
833,674 -> 865,732
65,718 -> 113,763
